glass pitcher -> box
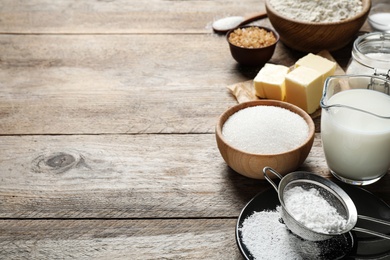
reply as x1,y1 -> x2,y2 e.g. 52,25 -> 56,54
320,75 -> 390,185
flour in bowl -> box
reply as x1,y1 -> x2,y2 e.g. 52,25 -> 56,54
222,106 -> 309,154
269,0 -> 363,22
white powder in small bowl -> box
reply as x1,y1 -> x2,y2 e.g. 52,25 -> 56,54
222,106 -> 309,154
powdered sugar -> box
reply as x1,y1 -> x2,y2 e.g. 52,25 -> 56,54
239,208 -> 321,259
269,0 -> 363,22
284,186 -> 348,233
212,16 -> 244,32
222,106 -> 309,154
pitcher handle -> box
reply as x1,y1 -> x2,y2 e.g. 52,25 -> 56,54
263,167 -> 283,193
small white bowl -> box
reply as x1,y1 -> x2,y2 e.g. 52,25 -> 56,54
368,3 -> 390,32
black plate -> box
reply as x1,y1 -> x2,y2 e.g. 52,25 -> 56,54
236,182 -> 390,260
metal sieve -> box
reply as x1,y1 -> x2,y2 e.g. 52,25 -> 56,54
263,167 -> 390,242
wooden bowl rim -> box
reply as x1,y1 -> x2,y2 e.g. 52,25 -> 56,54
216,100 -> 315,156
265,0 -> 371,25
226,25 -> 280,50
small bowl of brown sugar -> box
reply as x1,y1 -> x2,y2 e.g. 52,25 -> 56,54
227,26 -> 279,66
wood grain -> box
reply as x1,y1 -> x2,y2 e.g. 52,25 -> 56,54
0,33 -> 357,135
0,219 -> 240,259
0,134 -> 264,218
0,0 -> 267,34
0,0 -> 373,35
0,134 -> 388,219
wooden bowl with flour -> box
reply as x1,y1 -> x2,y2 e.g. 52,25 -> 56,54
265,0 -> 371,52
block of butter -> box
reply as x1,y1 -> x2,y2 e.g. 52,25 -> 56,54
295,53 -> 336,85
253,63 -> 290,101
285,66 -> 323,114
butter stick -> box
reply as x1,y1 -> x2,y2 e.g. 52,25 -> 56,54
285,66 -> 323,114
295,53 -> 336,85
253,63 -> 290,101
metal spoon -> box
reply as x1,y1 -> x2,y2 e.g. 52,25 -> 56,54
212,11 -> 268,33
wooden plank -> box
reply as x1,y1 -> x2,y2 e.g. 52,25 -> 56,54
0,33 -> 302,135
0,34 -> 234,135
0,219 -> 241,259
0,33 -> 353,135
0,133 -> 268,218
0,0 -> 267,34
0,0 -> 372,35
0,134 -> 388,218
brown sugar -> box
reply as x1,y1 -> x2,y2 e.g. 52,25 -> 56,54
228,27 -> 277,48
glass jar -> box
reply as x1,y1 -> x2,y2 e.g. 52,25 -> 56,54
346,32 -> 390,79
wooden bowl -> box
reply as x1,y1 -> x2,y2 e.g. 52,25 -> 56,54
215,100 -> 315,179
265,0 -> 371,52
227,26 -> 279,66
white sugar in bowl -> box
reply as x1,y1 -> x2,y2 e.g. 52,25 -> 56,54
216,100 -> 315,179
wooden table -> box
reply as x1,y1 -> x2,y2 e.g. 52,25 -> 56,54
0,0 -> 389,259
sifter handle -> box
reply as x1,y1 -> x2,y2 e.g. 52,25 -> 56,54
263,167 -> 282,193
352,227 -> 390,240
352,215 -> 390,240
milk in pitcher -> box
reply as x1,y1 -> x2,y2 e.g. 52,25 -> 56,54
321,88 -> 390,184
